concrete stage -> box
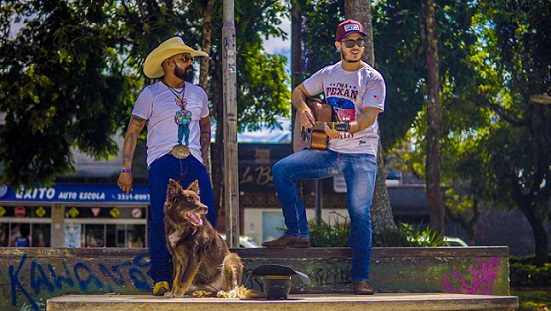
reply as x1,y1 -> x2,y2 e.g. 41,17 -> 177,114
47,292 -> 519,311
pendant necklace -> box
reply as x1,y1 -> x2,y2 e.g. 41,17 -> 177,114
163,79 -> 191,159
162,80 -> 187,108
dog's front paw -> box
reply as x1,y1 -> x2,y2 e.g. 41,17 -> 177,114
193,290 -> 214,298
164,291 -> 175,298
164,290 -> 186,298
216,290 -> 230,298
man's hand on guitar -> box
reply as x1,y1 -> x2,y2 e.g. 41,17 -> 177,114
324,123 -> 341,138
298,106 -> 315,129
323,121 -> 350,138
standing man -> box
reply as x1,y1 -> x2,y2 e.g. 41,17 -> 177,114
117,37 -> 216,296
262,20 -> 386,295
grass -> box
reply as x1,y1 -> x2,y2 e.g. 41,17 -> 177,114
512,286 -> 551,311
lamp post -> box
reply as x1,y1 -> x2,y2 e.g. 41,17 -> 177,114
529,93 -> 551,104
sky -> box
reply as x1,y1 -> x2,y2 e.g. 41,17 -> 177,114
263,17 -> 292,66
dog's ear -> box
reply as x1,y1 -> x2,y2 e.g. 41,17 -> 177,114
186,180 -> 200,195
166,179 -> 183,202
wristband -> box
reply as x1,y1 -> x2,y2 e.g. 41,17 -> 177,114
120,168 -> 132,173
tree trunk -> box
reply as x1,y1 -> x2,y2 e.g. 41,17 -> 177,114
291,0 -> 302,88
519,201 -> 549,266
422,0 -> 444,234
345,0 -> 397,233
200,0 -> 215,172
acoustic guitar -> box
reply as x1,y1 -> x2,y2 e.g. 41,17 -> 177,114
293,98 -> 350,152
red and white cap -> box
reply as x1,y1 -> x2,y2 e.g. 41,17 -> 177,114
335,19 -> 367,41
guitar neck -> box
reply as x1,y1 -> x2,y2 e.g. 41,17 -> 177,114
311,121 -> 350,132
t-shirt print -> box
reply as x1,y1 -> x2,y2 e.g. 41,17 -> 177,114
326,82 -> 357,139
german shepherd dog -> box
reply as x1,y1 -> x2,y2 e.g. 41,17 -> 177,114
164,179 -> 257,298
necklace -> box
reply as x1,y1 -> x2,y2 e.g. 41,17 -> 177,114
162,80 -> 186,107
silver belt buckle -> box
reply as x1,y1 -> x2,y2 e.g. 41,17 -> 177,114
171,144 -> 190,159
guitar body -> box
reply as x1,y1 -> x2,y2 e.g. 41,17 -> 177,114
293,98 -> 333,152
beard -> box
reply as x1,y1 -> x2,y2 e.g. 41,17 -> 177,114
174,64 -> 194,82
340,50 -> 361,63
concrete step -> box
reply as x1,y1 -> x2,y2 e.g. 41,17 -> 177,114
47,293 -> 519,311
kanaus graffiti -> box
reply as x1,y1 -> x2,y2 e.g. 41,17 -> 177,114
7,253 -> 151,311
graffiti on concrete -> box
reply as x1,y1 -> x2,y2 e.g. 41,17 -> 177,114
312,258 -> 352,286
8,253 -> 151,311
443,257 -> 501,295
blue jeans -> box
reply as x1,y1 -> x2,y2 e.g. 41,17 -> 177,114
272,149 -> 377,282
148,153 -> 216,284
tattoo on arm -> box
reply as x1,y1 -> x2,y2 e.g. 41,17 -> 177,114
121,115 -> 145,168
130,115 -> 146,128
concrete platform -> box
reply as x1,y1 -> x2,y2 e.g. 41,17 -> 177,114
46,293 -> 519,311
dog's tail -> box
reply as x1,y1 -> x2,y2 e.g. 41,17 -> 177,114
225,286 -> 265,299
221,253 -> 244,288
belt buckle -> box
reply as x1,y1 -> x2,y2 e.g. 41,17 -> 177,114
171,144 -> 190,159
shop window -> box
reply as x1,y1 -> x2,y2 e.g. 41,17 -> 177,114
83,224 -> 105,247
32,223 -> 51,247
0,223 -> 9,247
128,224 -> 146,248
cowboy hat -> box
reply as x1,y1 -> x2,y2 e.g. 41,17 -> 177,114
143,37 -> 209,78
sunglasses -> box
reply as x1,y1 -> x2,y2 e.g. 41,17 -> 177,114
341,39 -> 365,48
177,54 -> 194,63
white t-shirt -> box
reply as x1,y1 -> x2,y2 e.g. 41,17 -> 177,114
132,81 -> 209,166
303,61 -> 386,155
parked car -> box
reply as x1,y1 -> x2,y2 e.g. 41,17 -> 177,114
219,234 -> 260,248
407,235 -> 469,247
443,236 -> 469,247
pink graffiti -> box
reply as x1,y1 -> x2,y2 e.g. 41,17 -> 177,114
443,257 -> 501,295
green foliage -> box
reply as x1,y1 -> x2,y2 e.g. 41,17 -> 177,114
510,262 -> 551,287
373,225 -> 413,247
511,288 -> 551,311
300,0 -> 344,77
308,215 -> 445,248
375,222 -> 445,247
380,0 -> 551,265
308,212 -> 350,247
0,0 -> 136,187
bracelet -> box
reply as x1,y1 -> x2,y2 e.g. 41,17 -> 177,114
120,168 -> 132,173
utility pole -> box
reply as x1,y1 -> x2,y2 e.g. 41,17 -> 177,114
222,0 -> 240,248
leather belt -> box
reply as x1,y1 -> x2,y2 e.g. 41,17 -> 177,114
169,144 -> 190,159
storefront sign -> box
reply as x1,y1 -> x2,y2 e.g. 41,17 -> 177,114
238,144 -> 292,192
0,184 -> 150,204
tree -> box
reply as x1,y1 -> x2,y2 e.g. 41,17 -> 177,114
0,0 -> 136,187
376,0 -> 550,264
472,0 -> 551,266
373,0 -> 480,236
0,0 -> 290,193
422,0 -> 444,234
345,0 -> 397,234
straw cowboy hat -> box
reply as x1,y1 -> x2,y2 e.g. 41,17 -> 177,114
143,37 -> 209,78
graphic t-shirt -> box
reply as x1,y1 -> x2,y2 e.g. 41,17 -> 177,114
132,81 -> 209,166
303,61 -> 386,155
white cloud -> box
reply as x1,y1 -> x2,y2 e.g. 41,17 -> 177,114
263,16 -> 291,57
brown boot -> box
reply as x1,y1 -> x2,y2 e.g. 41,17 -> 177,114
261,234 -> 309,249
353,280 -> 374,295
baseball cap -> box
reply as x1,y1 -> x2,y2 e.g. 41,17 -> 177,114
335,19 -> 367,41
